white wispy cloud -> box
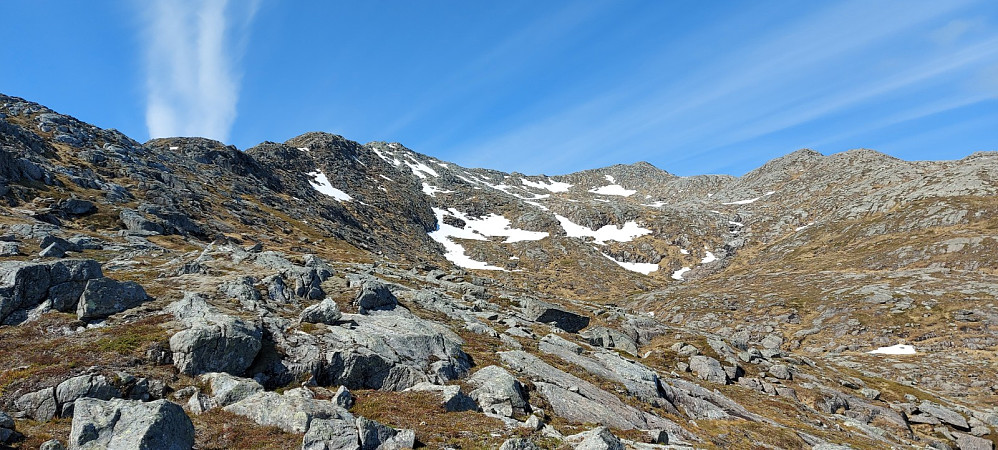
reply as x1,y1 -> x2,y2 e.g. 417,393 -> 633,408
141,0 -> 259,142
449,0 -> 990,174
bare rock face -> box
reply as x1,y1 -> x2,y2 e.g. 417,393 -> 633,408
68,398 -> 194,450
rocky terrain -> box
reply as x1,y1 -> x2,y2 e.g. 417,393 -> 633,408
0,92 -> 996,449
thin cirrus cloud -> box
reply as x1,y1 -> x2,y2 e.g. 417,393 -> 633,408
141,0 -> 259,142
447,0 -> 994,175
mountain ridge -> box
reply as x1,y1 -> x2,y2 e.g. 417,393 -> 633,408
1,92 -> 996,449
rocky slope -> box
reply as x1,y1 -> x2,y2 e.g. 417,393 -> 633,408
0,92 -> 996,450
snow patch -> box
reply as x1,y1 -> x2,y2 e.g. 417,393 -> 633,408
671,267 -> 691,280
721,191 -> 775,205
643,201 -> 668,208
701,250 -> 717,264
404,159 -> 439,179
605,174 -> 616,183
439,208 -> 548,243
555,215 -> 652,245
589,184 -> 636,197
795,222 -> 814,231
428,208 -> 504,271
307,171 -> 352,202
868,344 -> 916,355
297,147 -> 310,152
679,248 -> 690,255
603,253 -> 658,274
522,178 -> 572,193
169,146 -> 179,151
422,183 -> 452,197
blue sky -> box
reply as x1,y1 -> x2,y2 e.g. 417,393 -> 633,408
1,1 -> 996,176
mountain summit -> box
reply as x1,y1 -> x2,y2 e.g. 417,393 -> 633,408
1,93 -> 996,449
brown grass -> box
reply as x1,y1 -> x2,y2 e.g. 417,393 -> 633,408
192,409 -> 302,450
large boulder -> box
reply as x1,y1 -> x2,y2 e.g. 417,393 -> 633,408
303,417 -> 360,450
55,374 -> 121,417
224,388 -> 352,434
198,372 -> 264,407
1,261 -> 52,322
119,209 -> 164,235
76,278 -> 149,320
167,293 -> 263,376
353,280 -> 398,314
68,398 -> 194,450
519,297 -> 589,333
300,298 -> 342,324
689,355 -> 728,384
48,259 -> 104,312
14,387 -> 58,421
564,427 -> 625,450
404,382 -> 478,412
356,417 -> 416,450
466,365 -> 529,418
0,410 -> 19,444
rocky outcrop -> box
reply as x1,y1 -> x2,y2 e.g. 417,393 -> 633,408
0,259 -> 107,323
68,398 -> 194,450
519,297 -> 590,333
499,350 -> 673,431
224,388 -> 415,450
166,293 -> 263,376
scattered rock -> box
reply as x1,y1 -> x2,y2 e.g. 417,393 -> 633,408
954,432 -> 994,450
15,387 -> 58,421
332,386 -> 354,409
769,364 -> 792,380
499,438 -> 541,450
198,372 -> 264,407
55,374 -> 121,417
39,439 -> 64,450
580,326 -> 639,355
0,241 -> 19,256
564,426 -> 625,450
61,199 -> 97,215
405,382 -> 478,412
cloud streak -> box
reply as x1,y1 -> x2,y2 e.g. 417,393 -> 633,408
141,0 -> 258,142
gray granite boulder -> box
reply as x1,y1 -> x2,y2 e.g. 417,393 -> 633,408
76,277 -> 149,320
68,398 -> 194,450
167,293 -> 262,376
